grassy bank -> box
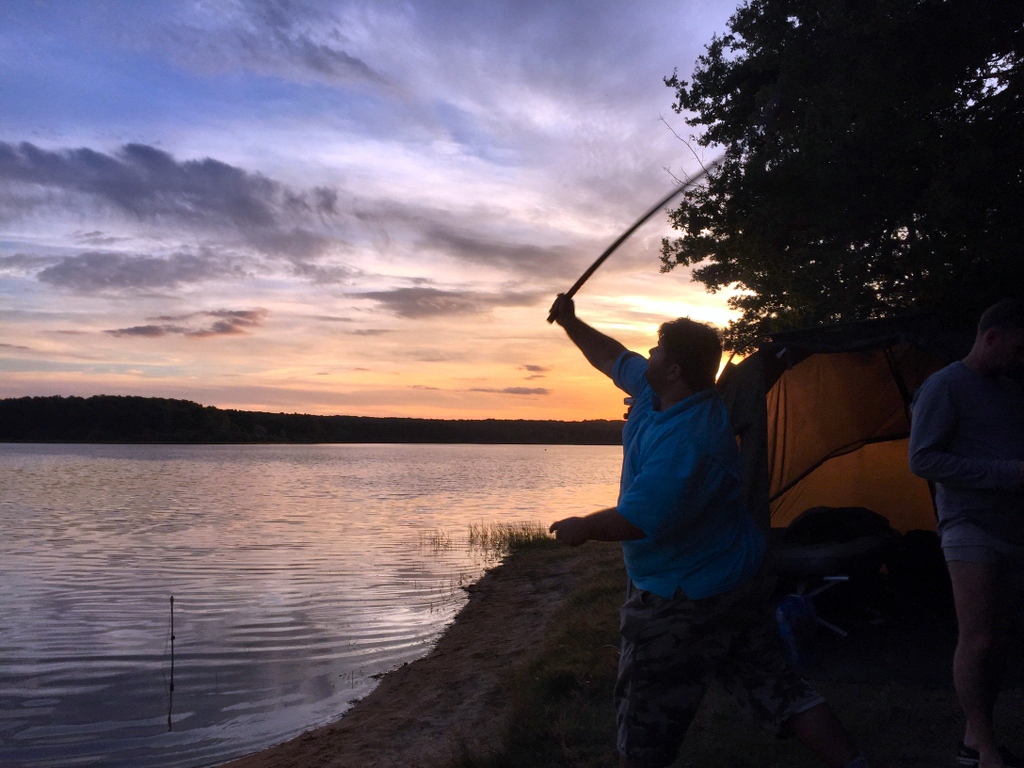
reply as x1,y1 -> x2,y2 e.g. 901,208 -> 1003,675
455,540 -> 1024,768
454,538 -> 625,767
220,533 -> 1023,768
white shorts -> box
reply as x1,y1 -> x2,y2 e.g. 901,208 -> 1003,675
941,521 -> 1024,588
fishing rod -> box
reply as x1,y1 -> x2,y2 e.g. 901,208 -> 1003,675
547,160 -> 718,323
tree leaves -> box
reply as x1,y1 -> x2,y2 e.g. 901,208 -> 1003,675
662,0 -> 1024,351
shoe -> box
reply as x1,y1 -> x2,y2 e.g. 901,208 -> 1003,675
958,744 -> 1024,768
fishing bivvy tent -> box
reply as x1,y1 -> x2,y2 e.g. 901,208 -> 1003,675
716,316 -> 974,536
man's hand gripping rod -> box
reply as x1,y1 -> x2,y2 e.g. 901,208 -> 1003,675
547,163 -> 714,323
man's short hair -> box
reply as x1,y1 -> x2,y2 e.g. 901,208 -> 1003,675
979,298 -> 1024,334
658,318 -> 722,392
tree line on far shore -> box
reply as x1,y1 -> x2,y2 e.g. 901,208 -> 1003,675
0,395 -> 623,445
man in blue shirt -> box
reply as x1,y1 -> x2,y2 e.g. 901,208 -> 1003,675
547,295 -> 862,768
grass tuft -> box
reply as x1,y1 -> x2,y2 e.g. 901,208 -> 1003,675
467,521 -> 553,558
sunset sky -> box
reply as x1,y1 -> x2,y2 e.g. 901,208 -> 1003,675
0,0 -> 739,420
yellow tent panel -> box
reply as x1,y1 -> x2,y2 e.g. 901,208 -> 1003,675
770,439 -> 935,532
717,317 -> 969,534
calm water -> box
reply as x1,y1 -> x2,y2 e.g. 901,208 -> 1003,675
0,443 -> 621,768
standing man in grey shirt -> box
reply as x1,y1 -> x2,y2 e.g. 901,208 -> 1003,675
909,298 -> 1024,768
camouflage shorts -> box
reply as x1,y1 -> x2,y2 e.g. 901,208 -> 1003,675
615,565 -> 825,768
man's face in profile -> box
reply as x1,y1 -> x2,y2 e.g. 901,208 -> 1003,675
644,341 -> 672,392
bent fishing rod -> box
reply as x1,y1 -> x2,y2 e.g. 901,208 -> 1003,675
547,160 -> 718,323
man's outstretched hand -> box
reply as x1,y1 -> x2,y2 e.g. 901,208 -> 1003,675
547,293 -> 576,326
550,509 -> 645,546
549,516 -> 589,547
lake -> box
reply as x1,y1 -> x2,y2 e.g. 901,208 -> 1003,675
0,443 -> 622,767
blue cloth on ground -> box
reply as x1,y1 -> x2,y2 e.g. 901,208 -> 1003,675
612,351 -> 765,599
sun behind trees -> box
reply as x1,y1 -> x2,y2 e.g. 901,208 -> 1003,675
661,0 -> 1023,352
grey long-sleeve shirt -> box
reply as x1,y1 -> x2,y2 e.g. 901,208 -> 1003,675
909,361 -> 1024,545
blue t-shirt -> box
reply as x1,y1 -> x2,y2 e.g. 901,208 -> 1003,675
613,351 -> 765,599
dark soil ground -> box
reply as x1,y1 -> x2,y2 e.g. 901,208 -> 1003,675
220,540 -> 1024,768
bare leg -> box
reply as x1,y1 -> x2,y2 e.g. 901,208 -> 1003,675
789,702 -> 859,768
948,560 -> 1004,768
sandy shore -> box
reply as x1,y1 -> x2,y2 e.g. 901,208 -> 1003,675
218,543 -> 612,768
217,541 -> 1024,768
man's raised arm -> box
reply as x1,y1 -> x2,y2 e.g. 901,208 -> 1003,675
548,294 -> 629,379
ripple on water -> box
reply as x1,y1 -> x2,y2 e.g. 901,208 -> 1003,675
0,443 -> 621,767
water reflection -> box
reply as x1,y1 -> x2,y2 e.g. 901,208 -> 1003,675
0,443 -> 620,767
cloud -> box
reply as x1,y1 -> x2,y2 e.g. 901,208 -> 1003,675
0,140 -> 585,291
520,364 -> 550,380
106,308 -> 268,338
251,227 -> 335,260
404,383 -> 548,395
0,141 -> 339,232
0,342 -> 32,351
0,141 -> 362,285
346,328 -> 392,336
409,350 -> 453,362
36,250 -> 246,292
0,142 -> 264,225
350,199 -> 586,279
468,387 -> 550,395
105,324 -> 185,338
416,223 -> 581,278
344,194 -> 596,281
285,247 -> 362,284
160,1 -> 387,86
190,308 -> 268,337
74,230 -> 129,245
310,315 -> 354,322
356,286 -> 542,318
0,253 -> 59,273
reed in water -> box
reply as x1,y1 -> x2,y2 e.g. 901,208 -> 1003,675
467,521 -> 550,558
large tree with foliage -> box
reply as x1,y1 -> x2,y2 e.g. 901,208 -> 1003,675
662,0 -> 1023,351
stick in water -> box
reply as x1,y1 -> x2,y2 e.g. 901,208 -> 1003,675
547,162 -> 716,323
168,595 -> 175,731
